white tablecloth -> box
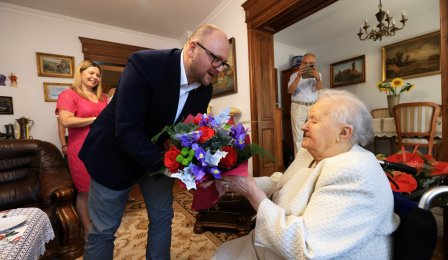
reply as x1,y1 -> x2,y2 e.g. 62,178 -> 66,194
0,208 -> 54,260
373,117 -> 443,138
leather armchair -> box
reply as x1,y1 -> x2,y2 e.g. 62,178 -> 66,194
0,140 -> 84,259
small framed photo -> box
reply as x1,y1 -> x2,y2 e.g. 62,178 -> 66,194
0,96 -> 14,114
330,55 -> 366,88
36,52 -> 75,78
43,82 -> 72,102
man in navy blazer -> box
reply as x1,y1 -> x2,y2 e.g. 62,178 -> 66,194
79,24 -> 230,260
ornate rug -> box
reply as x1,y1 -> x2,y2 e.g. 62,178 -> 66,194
77,191 -> 238,259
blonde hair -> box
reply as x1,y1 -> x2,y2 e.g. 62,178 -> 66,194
108,88 -> 116,97
73,60 -> 103,101
184,24 -> 225,48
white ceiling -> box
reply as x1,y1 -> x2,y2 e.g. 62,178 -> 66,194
2,0 -> 440,47
1,0 -> 227,40
274,0 -> 440,50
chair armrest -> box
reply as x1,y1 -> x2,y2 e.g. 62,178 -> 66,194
39,141 -> 74,208
54,186 -> 84,248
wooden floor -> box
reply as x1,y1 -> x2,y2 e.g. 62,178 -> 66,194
129,180 -> 445,259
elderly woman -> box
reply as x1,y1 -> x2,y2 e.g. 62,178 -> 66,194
213,89 -> 400,260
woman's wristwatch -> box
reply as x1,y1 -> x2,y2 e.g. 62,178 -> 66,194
62,145 -> 67,148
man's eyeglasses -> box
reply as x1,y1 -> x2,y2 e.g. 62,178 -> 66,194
196,42 -> 231,72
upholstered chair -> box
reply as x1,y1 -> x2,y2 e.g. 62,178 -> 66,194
0,140 -> 84,259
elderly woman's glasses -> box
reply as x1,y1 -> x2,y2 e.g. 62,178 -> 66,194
196,42 -> 231,72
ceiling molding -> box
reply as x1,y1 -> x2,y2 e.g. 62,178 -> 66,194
178,30 -> 193,47
274,41 -> 306,54
0,2 -> 179,44
195,0 -> 235,29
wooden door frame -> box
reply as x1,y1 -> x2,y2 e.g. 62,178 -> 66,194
242,0 -> 448,177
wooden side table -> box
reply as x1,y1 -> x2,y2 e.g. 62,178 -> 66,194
193,191 -> 256,237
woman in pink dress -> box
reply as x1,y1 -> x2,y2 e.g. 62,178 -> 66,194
56,61 -> 107,239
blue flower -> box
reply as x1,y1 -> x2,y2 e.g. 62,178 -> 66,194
195,147 -> 208,167
191,165 -> 207,181
204,149 -> 228,167
230,123 -> 247,139
234,134 -> 246,149
207,167 -> 221,179
198,115 -> 208,127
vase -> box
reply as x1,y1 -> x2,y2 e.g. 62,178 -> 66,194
387,94 -> 400,117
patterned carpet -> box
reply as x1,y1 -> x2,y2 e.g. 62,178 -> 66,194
77,191 -> 238,260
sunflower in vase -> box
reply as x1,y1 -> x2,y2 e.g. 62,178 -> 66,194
376,77 -> 414,96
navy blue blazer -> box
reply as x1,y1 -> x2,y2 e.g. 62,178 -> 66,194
79,49 -> 212,191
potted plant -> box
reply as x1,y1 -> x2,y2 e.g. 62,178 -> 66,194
377,78 -> 414,117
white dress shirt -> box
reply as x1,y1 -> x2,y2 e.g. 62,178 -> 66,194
288,72 -> 322,103
175,50 -> 201,123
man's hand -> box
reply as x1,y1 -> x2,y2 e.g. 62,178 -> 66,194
309,67 -> 320,81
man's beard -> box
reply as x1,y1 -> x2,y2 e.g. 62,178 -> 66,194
190,59 -> 212,86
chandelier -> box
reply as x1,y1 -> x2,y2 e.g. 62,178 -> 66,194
357,0 -> 408,41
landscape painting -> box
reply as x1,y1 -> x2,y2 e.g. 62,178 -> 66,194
211,37 -> 237,98
330,55 -> 365,88
382,31 -> 441,82
36,52 -> 75,78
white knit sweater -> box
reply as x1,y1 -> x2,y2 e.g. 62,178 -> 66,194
212,145 -> 400,260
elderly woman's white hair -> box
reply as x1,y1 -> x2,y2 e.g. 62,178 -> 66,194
316,89 -> 374,146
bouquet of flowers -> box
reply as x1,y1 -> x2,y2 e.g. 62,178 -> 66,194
377,146 -> 448,200
376,77 -> 414,97
151,107 -> 274,208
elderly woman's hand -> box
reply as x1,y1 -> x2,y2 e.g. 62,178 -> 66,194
217,175 -> 267,212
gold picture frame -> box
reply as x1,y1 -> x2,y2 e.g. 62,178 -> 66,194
211,37 -> 237,98
330,55 -> 366,88
382,31 -> 441,82
43,82 -> 72,102
36,52 -> 75,78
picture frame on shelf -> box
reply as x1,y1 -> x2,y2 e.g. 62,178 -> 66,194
43,82 -> 72,102
36,52 -> 75,78
211,37 -> 237,98
382,31 -> 441,82
330,55 -> 366,88
0,96 -> 13,115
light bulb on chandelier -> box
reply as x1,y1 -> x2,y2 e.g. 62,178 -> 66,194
357,0 -> 408,41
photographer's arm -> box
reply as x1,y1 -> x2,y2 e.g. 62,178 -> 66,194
310,69 -> 323,90
288,65 -> 306,94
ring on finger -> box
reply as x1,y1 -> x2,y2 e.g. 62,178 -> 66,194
223,181 -> 230,191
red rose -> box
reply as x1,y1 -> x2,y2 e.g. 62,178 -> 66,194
219,146 -> 237,168
197,126 -> 215,143
164,146 -> 182,173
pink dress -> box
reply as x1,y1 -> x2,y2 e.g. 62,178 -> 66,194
55,89 -> 107,193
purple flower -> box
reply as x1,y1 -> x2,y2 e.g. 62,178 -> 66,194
198,115 -> 208,127
191,165 -> 207,181
230,123 -> 248,139
178,134 -> 193,147
195,147 -> 208,167
207,167 -> 221,179
234,134 -> 246,149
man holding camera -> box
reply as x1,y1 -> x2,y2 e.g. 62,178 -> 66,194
287,53 -> 322,156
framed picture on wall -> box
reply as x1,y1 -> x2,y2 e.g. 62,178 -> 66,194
43,82 -> 72,102
211,37 -> 237,98
0,96 -> 14,114
36,52 -> 75,78
382,31 -> 441,82
330,55 -> 366,88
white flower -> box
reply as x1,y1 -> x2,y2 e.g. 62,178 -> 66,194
171,165 -> 197,190
205,149 -> 228,167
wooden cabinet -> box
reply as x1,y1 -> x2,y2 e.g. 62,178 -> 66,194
281,66 -> 300,155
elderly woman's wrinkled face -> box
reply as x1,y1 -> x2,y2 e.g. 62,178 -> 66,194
301,100 -> 342,160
